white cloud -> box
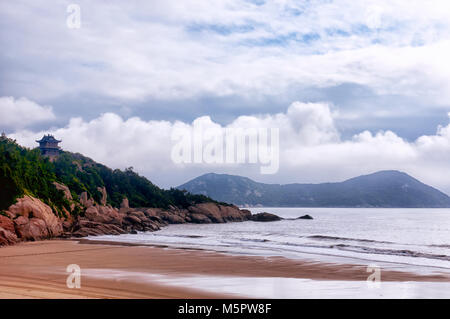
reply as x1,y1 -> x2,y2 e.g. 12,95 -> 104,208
9,100 -> 450,195
2,0 -> 450,107
0,96 -> 56,130
3,1 -> 450,193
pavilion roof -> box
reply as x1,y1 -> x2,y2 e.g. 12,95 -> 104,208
36,134 -> 62,143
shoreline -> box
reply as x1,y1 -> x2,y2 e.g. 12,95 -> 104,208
0,239 -> 449,299
75,237 -> 450,274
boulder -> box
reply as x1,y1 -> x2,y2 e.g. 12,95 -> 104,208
188,203 -> 224,223
85,205 -> 122,225
144,208 -> 161,217
7,196 -> 63,239
79,192 -> 94,208
99,206 -> 121,224
123,215 -> 142,225
71,219 -> 127,237
14,216 -> 49,240
239,209 -> 253,220
84,205 -> 122,225
84,206 -> 100,221
189,213 -> 212,224
0,204 -> 18,245
148,215 -> 163,223
128,211 -> 147,221
188,203 -> 251,223
159,211 -> 185,224
297,214 -> 313,220
0,215 -> 15,233
219,205 -> 252,222
0,227 -> 18,246
62,220 -> 75,232
143,221 -> 160,231
250,212 -> 282,222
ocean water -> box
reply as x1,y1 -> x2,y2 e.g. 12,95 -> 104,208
92,208 -> 450,275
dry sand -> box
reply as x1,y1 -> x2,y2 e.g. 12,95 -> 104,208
0,239 -> 448,299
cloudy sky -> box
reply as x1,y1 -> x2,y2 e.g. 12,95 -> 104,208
1,0 -> 450,193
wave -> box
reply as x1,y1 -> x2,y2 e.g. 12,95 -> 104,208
308,235 -> 394,244
331,244 -> 450,261
236,237 -> 450,262
430,244 -> 450,248
239,238 -> 271,243
153,234 -> 205,239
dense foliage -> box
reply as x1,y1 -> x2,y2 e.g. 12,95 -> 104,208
52,152 -> 213,208
0,136 -> 70,214
0,136 -> 214,214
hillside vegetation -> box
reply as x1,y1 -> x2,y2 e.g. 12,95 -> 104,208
178,172 -> 450,208
0,136 -> 214,214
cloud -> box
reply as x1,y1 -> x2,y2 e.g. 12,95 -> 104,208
3,2 -> 450,193
9,101 -> 450,195
0,96 -> 56,130
2,0 -> 450,106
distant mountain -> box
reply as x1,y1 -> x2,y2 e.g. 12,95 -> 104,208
177,171 -> 450,208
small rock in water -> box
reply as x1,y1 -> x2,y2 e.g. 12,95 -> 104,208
250,212 -> 282,222
297,214 -> 313,220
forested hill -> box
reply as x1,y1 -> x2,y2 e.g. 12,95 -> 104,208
0,136 -> 214,214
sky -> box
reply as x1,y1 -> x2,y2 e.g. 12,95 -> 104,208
1,0 -> 450,193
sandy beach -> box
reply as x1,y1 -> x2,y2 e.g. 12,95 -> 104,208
0,239 -> 448,299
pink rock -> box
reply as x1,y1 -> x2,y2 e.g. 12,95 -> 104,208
85,205 -> 121,225
97,186 -> 107,206
53,182 -> 73,201
0,227 -> 18,246
7,196 -> 63,239
79,192 -> 94,208
0,215 -> 15,233
121,198 -> 129,209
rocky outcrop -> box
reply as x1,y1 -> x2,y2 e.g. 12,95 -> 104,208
121,198 -> 129,209
79,192 -> 94,208
53,182 -> 73,201
187,203 -> 251,223
0,227 -> 18,245
250,212 -> 282,222
97,187 -> 107,206
0,214 -> 15,233
53,182 -> 77,213
0,215 -> 18,245
7,196 -> 63,241
70,191 -> 163,236
84,205 -> 121,225
71,219 -> 127,237
120,210 -> 162,232
297,214 -> 313,220
0,183 -> 282,247
73,199 -> 253,236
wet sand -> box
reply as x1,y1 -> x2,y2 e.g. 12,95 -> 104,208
0,239 -> 448,299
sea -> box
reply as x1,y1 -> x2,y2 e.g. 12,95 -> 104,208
92,207 -> 450,276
